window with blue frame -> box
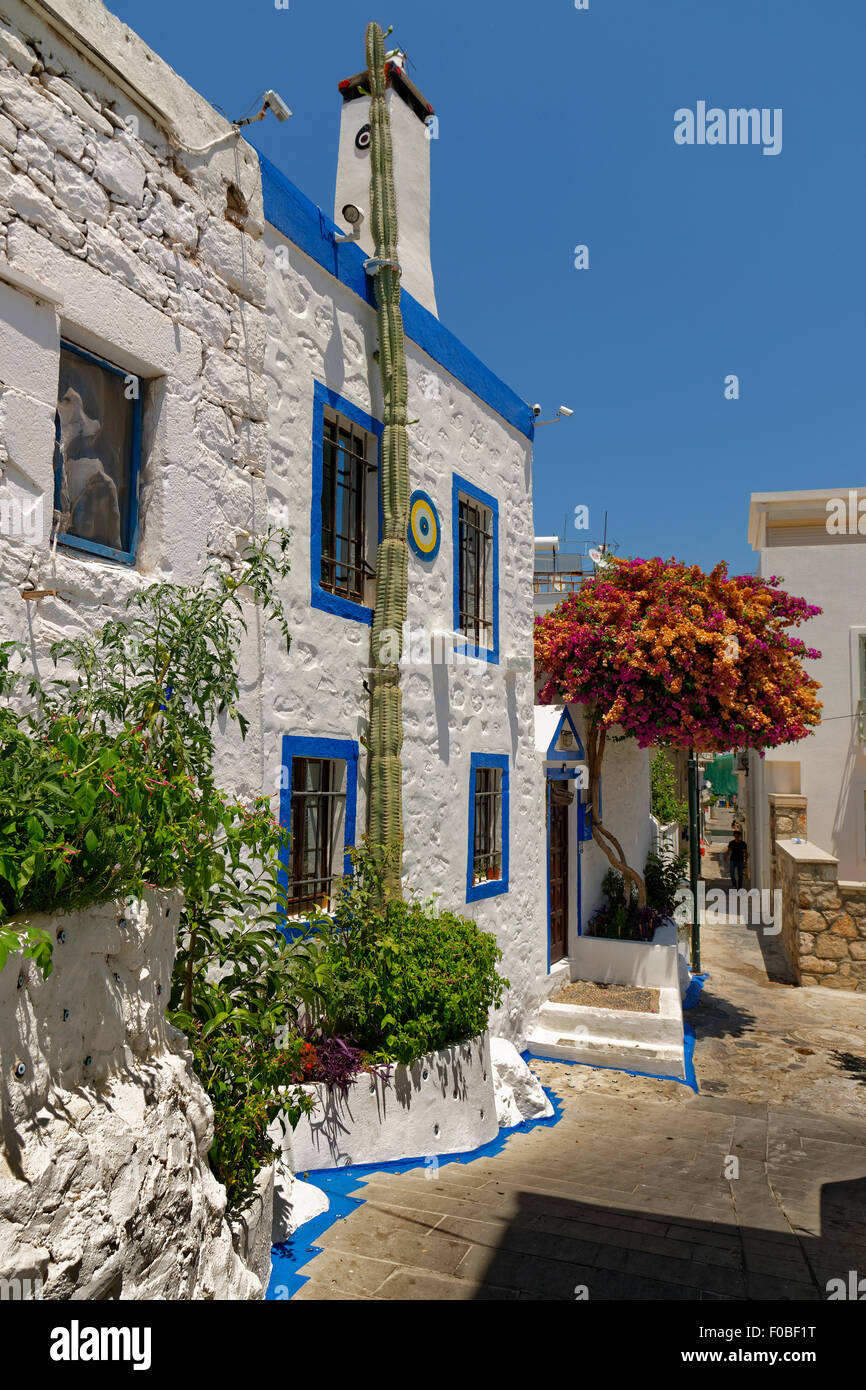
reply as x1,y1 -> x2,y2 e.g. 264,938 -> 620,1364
54,340 -> 142,564
311,382 -> 381,623
466,752 -> 509,901
452,472 -> 499,663
278,735 -> 358,920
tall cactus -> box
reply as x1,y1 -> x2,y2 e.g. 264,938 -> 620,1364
366,21 -> 409,900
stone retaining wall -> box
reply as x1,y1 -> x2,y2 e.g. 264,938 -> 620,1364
0,891 -> 269,1298
776,838 -> 866,991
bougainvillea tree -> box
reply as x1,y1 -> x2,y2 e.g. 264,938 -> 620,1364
534,557 -> 822,904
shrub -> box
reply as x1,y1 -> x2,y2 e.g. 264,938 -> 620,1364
188,1027 -> 310,1208
589,865 -> 660,942
298,846 -> 509,1066
644,849 -> 689,917
650,751 -> 688,827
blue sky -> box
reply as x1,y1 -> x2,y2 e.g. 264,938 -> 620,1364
108,0 -> 865,577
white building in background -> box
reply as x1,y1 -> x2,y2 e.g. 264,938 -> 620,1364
744,489 -> 866,887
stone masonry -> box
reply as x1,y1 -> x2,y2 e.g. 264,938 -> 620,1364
777,839 -> 866,991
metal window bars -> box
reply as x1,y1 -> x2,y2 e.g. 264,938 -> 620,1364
289,757 -> 347,912
473,766 -> 502,883
321,415 -> 377,603
458,494 -> 493,645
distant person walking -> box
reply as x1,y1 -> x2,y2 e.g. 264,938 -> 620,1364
726,829 -> 748,890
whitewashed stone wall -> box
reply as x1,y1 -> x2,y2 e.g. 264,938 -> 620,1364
0,892 -> 267,1299
262,228 -> 546,1040
0,0 -> 270,800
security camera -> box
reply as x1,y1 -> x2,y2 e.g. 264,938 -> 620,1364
262,90 -> 293,122
532,404 -> 542,417
335,204 -> 365,243
558,406 -> 574,418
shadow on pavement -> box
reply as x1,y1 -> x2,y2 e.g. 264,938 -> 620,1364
470,1174 -> 866,1300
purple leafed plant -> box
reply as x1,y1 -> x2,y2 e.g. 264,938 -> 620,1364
295,1022 -> 390,1096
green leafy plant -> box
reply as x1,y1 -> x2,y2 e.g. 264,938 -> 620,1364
297,844 -> 509,1066
649,751 -> 688,827
644,849 -> 689,917
0,532 -> 309,1206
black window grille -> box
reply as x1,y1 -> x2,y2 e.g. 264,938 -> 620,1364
320,414 -> 375,603
288,757 -> 346,912
473,766 -> 503,884
458,493 -> 493,645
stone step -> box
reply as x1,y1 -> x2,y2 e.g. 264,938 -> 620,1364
526,1027 -> 687,1080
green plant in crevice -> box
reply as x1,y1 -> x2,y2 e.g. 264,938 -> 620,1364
365,19 -> 410,902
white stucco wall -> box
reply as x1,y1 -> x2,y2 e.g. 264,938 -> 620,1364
0,0 -> 271,819
261,224 -> 545,1042
752,542 -> 866,883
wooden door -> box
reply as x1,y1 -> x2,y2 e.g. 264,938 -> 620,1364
548,791 -> 569,964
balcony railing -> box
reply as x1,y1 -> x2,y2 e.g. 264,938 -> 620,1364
533,572 -> 584,594
533,548 -> 594,595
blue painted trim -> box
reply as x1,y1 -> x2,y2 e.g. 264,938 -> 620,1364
55,339 -> 142,565
682,972 -> 709,1010
576,819 -> 583,938
451,472 -> 500,665
466,752 -> 509,902
545,706 -> 586,761
277,735 -> 359,921
310,381 -> 382,625
545,777 -> 552,973
259,152 -> 535,442
407,488 -> 441,561
267,1084 -> 564,1301
524,1044 -> 699,1094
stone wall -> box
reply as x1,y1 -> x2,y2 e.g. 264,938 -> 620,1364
0,891 -> 268,1298
768,793 -> 807,895
776,839 -> 866,991
0,0 -> 270,801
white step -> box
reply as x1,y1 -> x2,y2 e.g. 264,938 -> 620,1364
527,984 -> 686,1080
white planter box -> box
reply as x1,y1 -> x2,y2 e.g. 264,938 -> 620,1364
272,1033 -> 498,1171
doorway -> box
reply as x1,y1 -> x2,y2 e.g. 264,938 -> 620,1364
548,780 -> 571,964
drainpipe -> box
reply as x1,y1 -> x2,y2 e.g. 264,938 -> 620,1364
688,747 -> 701,972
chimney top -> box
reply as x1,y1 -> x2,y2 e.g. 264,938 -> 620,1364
337,61 -> 434,123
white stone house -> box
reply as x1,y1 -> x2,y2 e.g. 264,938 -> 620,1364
0,0 -> 565,1041
743,489 -> 866,890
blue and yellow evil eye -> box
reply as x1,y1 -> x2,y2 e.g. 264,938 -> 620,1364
407,490 -> 440,560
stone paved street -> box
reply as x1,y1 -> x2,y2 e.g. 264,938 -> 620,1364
293,887 -> 866,1300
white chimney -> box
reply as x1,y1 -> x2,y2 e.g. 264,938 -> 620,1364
335,52 -> 437,316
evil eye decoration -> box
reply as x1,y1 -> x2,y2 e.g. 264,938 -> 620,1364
408,490 -> 440,560
355,124 -> 371,151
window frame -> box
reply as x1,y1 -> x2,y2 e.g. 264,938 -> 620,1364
311,382 -> 382,624
466,752 -> 510,902
54,339 -> 143,565
452,472 -> 500,664
277,735 -> 359,933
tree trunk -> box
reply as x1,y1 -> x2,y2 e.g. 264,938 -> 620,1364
586,713 -> 647,907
